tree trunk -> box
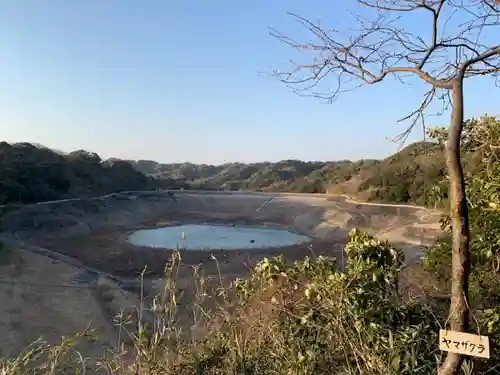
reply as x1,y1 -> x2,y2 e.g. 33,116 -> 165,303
438,80 -> 471,375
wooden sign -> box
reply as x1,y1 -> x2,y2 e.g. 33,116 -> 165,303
439,329 -> 490,359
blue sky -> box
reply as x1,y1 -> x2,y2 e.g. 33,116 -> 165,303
0,1 -> 498,164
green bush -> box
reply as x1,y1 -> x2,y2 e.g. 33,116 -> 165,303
423,116 -> 500,372
163,229 -> 441,375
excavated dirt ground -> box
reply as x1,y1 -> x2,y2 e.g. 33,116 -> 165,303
0,191 -> 442,358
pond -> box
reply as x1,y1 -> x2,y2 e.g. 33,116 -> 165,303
127,224 -> 311,250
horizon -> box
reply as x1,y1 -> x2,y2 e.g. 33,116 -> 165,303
1,1 -> 498,165
3,137 -> 438,166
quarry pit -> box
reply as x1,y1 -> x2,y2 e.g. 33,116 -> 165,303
0,190 -> 442,358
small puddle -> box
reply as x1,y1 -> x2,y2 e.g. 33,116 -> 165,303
127,224 -> 311,250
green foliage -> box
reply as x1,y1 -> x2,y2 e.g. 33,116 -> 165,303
423,116 -> 500,304
1,115 -> 494,207
8,220 -> 500,374
134,159 -> 334,194
356,142 -> 446,206
126,118 -> 494,207
423,116 -> 500,371
6,118 -> 500,374
130,141 -> 452,206
0,142 -> 150,204
3,116 -> 491,207
186,229 -> 440,375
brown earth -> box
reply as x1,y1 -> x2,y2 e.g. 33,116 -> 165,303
0,191 -> 442,358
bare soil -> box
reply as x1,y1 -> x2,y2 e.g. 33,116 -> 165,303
0,191 -> 442,358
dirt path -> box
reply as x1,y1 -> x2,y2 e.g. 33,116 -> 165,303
332,194 -> 435,210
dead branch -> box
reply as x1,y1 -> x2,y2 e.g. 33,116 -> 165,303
271,0 -> 500,132
271,2 -> 500,375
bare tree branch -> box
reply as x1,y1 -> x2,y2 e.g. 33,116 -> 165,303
461,44 -> 500,72
271,2 -> 500,375
271,0 -> 499,139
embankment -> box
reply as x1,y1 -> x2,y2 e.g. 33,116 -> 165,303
0,190 -> 442,357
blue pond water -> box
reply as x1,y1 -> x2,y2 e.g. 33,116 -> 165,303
127,224 -> 311,250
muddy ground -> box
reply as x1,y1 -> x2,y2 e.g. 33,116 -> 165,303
0,191 -> 442,358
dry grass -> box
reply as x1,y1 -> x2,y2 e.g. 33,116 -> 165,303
0,231 -> 498,375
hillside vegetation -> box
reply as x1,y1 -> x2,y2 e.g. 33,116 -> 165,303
2,117 -> 498,375
0,142 -> 150,205
126,141 -> 455,206
0,130 -> 482,207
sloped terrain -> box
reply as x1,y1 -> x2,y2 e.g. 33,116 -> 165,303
0,140 -> 449,360
0,248 -> 118,359
124,141 -> 454,205
0,142 -> 150,205
0,190 -> 441,359
0,139 -> 477,207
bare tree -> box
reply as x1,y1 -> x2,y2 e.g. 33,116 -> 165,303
271,1 -> 500,374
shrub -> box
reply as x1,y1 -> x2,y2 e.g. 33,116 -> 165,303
163,229 -> 441,375
422,116 -> 500,372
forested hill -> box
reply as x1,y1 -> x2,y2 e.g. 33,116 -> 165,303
0,138 -> 481,206
124,140 -> 461,206
0,142 -> 150,204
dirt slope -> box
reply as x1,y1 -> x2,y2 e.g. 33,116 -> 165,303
0,247 -> 116,358
0,191 -> 442,358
